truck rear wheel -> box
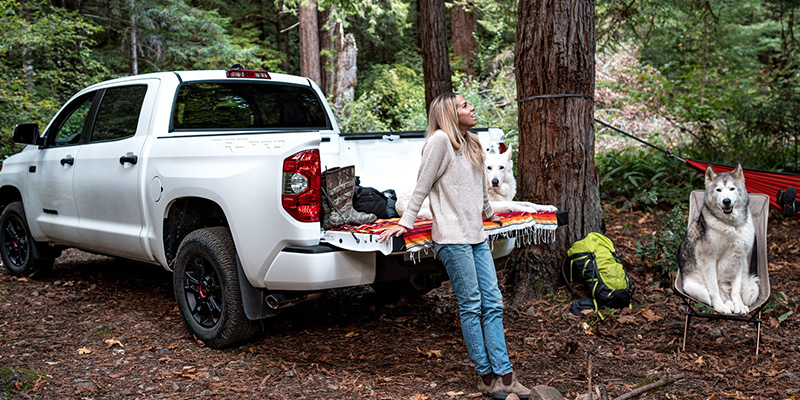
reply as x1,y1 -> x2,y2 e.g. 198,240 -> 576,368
173,227 -> 260,348
0,201 -> 55,276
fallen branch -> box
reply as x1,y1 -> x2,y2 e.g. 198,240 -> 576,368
613,373 -> 686,400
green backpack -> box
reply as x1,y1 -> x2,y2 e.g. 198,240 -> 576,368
562,232 -> 634,315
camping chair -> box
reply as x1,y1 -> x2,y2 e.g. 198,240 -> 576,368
674,191 -> 771,355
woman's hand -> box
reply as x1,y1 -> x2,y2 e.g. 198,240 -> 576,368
488,214 -> 503,226
378,225 -> 407,244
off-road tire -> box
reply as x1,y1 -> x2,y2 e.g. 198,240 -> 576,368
173,227 -> 260,348
0,201 -> 55,276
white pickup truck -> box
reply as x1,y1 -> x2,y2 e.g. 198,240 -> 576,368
0,68 -> 531,348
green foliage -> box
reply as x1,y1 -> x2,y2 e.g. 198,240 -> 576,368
454,56 -> 519,142
87,0 -> 260,73
762,290 -> 797,322
597,0 -> 800,173
334,91 -> 390,133
634,206 -> 687,275
596,145 -> 701,210
356,63 -> 425,130
0,0 -> 110,160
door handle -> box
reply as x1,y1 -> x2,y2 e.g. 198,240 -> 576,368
119,153 -> 138,165
60,156 -> 74,166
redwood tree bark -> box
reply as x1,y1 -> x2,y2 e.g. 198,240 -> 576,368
299,0 -> 322,87
449,1 -> 477,76
318,7 -> 335,96
418,0 -> 452,111
507,0 -> 601,305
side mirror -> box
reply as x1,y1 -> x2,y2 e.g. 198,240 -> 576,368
12,123 -> 41,145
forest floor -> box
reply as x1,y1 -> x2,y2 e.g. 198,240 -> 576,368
1,206 -> 799,400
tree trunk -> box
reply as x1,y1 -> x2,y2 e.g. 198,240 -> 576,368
418,0 -> 452,112
449,1 -> 476,76
318,6 -> 335,96
274,0 -> 290,73
333,20 -> 357,111
508,0 -> 600,306
299,0 -> 321,86
130,0 -> 138,75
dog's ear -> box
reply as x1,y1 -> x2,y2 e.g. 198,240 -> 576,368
732,163 -> 745,183
505,145 -> 514,159
705,165 -> 717,187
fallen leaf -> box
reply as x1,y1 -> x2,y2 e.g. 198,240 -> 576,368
446,391 -> 465,397
417,347 -> 442,358
344,331 -> 358,338
16,278 -> 28,282
104,338 -> 123,348
640,309 -> 663,321
695,356 -> 705,365
77,347 -> 92,355
180,366 -> 197,379
618,315 -> 636,324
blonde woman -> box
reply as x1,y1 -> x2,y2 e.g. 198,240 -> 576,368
379,93 -> 530,398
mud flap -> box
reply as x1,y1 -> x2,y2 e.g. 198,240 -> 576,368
236,256 -> 280,320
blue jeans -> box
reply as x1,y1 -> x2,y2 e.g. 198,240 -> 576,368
434,240 -> 512,377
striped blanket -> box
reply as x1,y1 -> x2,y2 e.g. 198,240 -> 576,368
335,212 -> 559,254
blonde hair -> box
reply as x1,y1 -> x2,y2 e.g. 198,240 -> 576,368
426,93 -> 485,167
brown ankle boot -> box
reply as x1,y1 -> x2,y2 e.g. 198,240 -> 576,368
477,374 -> 495,395
491,372 -> 530,399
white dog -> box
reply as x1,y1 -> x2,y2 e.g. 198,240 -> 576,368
485,146 -> 558,214
395,147 -> 557,219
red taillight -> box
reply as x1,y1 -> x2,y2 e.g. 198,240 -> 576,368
226,68 -> 271,79
282,149 -> 321,222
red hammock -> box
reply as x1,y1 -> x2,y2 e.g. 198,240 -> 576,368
594,119 -> 800,215
686,159 -> 800,214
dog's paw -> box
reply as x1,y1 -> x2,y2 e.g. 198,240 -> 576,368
732,301 -> 749,314
533,204 -> 558,212
713,301 -> 733,314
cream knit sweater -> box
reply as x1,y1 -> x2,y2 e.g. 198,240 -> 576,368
398,129 -> 494,244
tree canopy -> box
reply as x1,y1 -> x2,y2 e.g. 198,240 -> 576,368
0,0 -> 799,170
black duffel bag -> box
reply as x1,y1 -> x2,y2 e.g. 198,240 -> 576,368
353,186 -> 390,219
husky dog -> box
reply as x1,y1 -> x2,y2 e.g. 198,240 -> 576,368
395,147 -> 557,219
677,164 -> 759,314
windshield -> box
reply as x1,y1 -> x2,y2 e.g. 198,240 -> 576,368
172,81 -> 330,131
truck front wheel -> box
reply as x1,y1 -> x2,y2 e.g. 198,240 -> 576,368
173,227 -> 260,348
0,201 -> 55,276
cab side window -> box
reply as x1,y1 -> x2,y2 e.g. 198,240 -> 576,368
90,85 -> 148,143
51,93 -> 95,147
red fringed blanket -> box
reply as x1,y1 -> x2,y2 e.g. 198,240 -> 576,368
334,211 -> 559,253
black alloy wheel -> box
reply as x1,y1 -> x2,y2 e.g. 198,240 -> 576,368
173,227 -> 260,348
0,201 -> 55,276
3,212 -> 30,269
182,253 -> 223,329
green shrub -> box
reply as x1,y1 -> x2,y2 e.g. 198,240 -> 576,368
634,206 -> 687,285
356,64 -> 425,130
596,146 -> 701,210
333,91 -> 390,134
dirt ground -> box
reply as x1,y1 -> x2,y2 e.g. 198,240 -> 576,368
1,207 -> 799,400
